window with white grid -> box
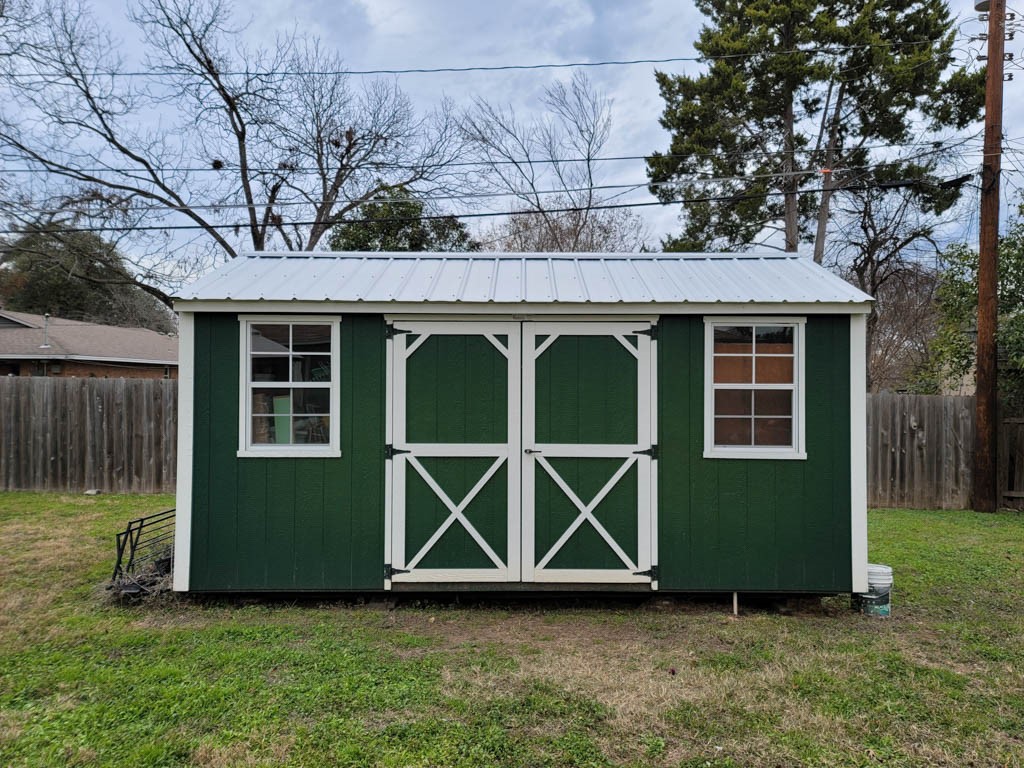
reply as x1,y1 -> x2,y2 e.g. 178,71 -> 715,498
704,318 -> 806,460
238,317 -> 341,457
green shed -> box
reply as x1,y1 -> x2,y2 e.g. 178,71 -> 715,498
171,252 -> 871,595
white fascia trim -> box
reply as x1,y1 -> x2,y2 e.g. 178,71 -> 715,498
0,354 -> 177,365
172,312 -> 195,592
850,314 -> 869,593
175,300 -> 872,316
702,317 -> 807,461
237,315 -> 342,458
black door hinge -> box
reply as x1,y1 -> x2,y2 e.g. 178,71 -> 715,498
385,325 -> 412,340
385,563 -> 409,579
634,325 -> 658,341
385,444 -> 411,460
633,445 -> 658,460
633,565 -> 659,580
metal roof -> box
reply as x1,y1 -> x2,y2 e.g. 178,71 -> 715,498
175,252 -> 872,308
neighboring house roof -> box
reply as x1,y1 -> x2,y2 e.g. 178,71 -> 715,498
0,309 -> 178,365
175,252 -> 873,311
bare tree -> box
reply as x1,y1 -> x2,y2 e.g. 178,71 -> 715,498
481,200 -> 647,253
462,72 -> 647,253
0,0 -> 466,302
827,166 -> 966,389
865,265 -> 939,391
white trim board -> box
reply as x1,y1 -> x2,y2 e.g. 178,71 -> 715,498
172,312 -> 195,592
850,314 -> 869,593
176,300 -> 872,316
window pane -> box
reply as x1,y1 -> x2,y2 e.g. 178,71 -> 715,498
714,356 -> 752,384
251,324 -> 290,352
292,324 -> 331,354
252,356 -> 290,382
294,416 -> 330,444
754,390 -> 792,416
713,325 -> 753,354
715,389 -> 752,416
293,387 -> 330,414
292,355 -> 332,382
755,356 -> 793,384
252,415 -> 291,444
755,326 -> 794,354
714,417 -> 752,446
754,417 -> 792,446
252,388 -> 290,414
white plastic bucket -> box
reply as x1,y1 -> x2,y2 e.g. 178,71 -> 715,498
867,564 -> 893,591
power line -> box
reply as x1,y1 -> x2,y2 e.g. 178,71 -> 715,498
0,177 -> 975,236
12,154 -> 983,217
0,137 -> 986,176
3,39 -> 951,80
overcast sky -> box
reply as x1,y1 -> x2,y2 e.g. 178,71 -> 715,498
83,0 -> 1020,252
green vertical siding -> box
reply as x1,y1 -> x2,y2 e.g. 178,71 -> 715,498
189,313 -> 385,591
657,315 -> 852,592
188,312 -> 853,593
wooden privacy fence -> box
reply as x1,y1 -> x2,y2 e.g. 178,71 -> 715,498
867,392 -> 975,510
0,377 -> 177,494
998,417 -> 1024,509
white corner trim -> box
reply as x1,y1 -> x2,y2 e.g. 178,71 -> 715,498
850,314 -> 869,593
702,317 -> 807,460
172,312 -> 195,592
237,315 -> 342,458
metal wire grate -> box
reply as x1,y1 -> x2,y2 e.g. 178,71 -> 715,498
110,509 -> 175,594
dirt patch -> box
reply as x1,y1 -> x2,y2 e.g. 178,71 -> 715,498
191,733 -> 294,768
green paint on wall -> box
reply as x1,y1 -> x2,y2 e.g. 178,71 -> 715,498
534,335 -> 638,444
189,313 -> 386,591
406,334 -> 507,444
657,315 -> 852,592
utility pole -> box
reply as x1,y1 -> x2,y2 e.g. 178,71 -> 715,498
974,0 -> 1006,512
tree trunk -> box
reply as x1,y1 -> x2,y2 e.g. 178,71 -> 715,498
783,93 -> 799,252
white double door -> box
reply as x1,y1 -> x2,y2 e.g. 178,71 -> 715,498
386,320 -> 656,586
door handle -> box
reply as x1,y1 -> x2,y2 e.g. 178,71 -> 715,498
524,449 -> 541,454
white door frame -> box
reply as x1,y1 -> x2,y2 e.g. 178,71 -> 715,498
387,321 -> 521,584
521,321 -> 656,584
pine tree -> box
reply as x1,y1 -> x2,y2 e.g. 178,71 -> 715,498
647,0 -> 983,259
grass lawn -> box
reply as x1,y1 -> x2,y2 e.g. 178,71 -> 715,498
0,494 -> 1022,767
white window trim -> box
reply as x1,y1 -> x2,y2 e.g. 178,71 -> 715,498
237,314 -> 342,458
703,316 -> 807,460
